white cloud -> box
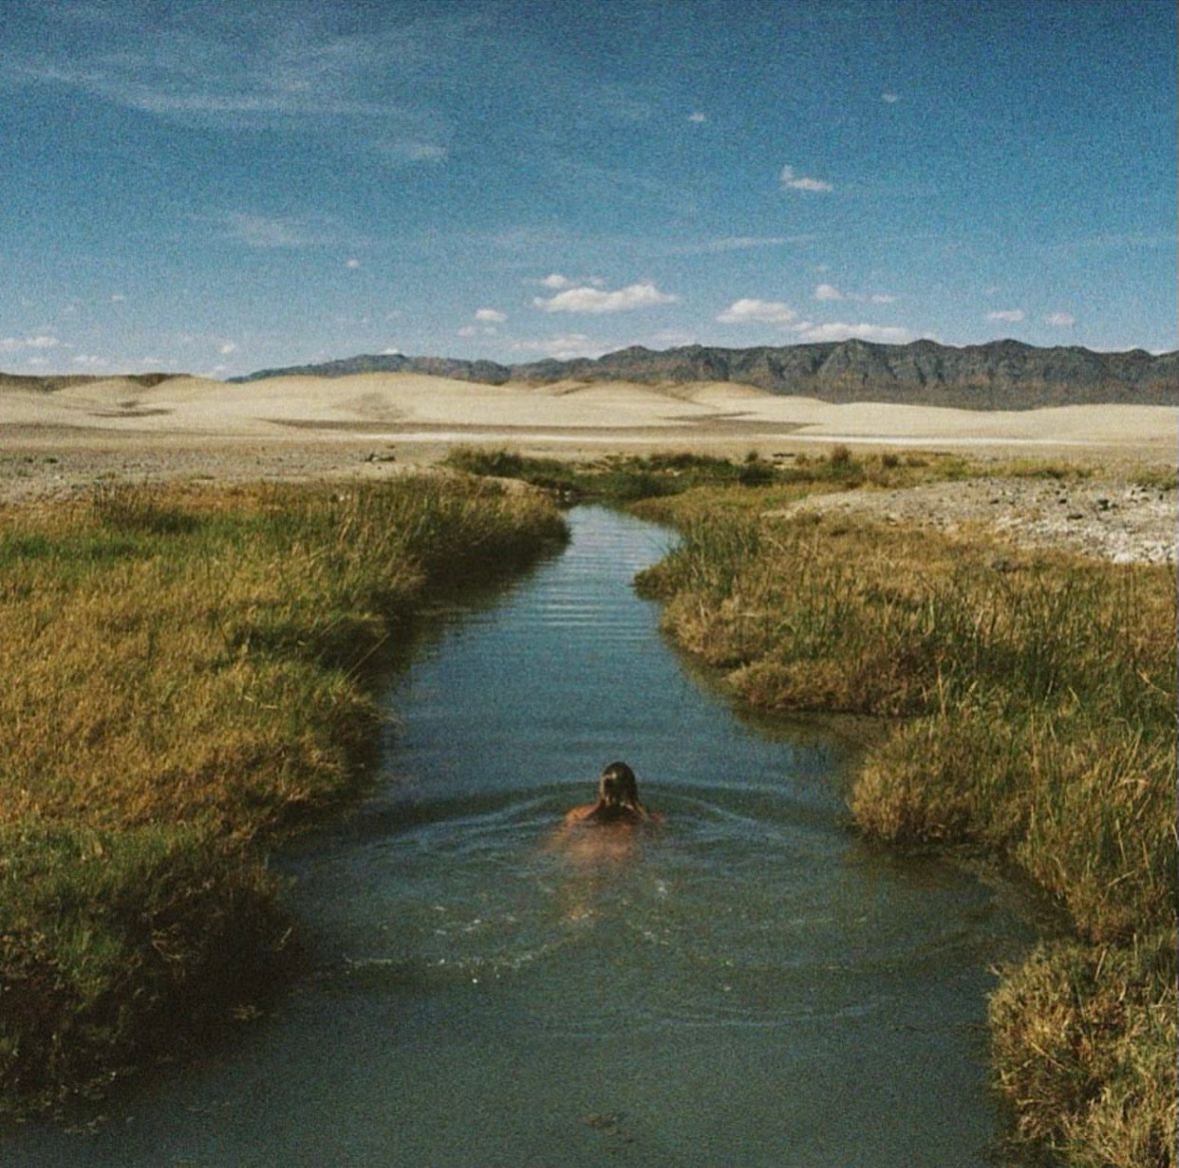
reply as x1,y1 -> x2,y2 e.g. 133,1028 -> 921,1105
794,321 -> 914,344
218,212 -> 319,249
111,293 -> 127,303
219,341 -> 238,355
541,273 -> 572,289
781,165 -> 833,193
814,283 -> 897,304
881,92 -> 901,104
0,334 -> 62,352
717,301 -> 913,344
533,281 -> 677,315
475,307 -> 507,323
374,139 -> 448,164
380,347 -> 402,355
345,257 -> 362,269
688,111 -> 707,123
716,299 -> 798,325
509,334 -> 605,360
1045,311 -> 1076,327
987,309 -> 1025,323
648,330 -> 698,348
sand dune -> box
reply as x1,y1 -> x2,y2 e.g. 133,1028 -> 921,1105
1,371 -> 1174,458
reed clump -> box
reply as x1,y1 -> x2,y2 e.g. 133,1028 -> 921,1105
635,493 -> 1176,1167
0,476 -> 565,1105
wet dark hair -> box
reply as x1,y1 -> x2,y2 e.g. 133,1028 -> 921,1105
593,761 -> 646,820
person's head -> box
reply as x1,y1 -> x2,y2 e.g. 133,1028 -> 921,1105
597,761 -> 640,810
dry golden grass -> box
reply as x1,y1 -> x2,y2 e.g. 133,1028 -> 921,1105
0,477 -> 565,1104
633,466 -> 1177,1168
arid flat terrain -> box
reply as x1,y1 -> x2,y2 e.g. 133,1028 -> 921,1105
2,371 -> 1174,563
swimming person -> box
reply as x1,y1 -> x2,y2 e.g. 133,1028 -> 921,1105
561,761 -> 660,828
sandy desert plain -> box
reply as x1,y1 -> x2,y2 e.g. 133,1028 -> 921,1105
1,370 -> 1175,561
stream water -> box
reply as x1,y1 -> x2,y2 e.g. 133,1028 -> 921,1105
5,506 -> 1037,1167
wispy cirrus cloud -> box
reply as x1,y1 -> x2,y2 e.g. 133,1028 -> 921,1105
986,309 -> 1025,323
781,165 -> 833,193
533,281 -> 677,315
6,6 -> 454,162
509,334 -> 607,360
0,334 -> 62,352
814,282 -> 896,304
198,210 -> 367,251
1045,311 -> 1076,327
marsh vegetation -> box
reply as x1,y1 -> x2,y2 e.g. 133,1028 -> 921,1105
0,477 -> 565,1107
629,452 -> 1176,1168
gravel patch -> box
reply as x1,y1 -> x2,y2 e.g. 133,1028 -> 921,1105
771,475 -> 1177,565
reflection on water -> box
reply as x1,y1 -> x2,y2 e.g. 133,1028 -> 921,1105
4,507 -> 1036,1167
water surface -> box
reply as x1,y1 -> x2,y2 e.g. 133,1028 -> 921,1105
5,506 -> 1035,1166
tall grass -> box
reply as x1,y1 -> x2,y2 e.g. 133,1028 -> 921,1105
636,492 -> 1177,1167
0,476 -> 565,1105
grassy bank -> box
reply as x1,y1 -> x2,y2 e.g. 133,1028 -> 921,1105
632,465 -> 1176,1167
0,476 -> 565,1107
442,442 -> 976,503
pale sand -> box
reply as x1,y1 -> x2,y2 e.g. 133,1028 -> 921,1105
1,374 -> 1175,534
1,371 -> 1174,455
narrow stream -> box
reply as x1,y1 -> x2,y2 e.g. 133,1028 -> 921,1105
6,506 -> 1036,1166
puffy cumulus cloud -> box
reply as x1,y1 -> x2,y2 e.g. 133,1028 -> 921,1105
781,165 -> 832,193
814,283 -> 843,301
533,281 -> 677,315
987,309 -> 1025,323
716,299 -> 798,325
688,111 -> 707,123
541,273 -> 572,289
218,341 -> 238,355
881,92 -> 901,104
475,307 -> 507,323
345,258 -> 362,269
1045,311 -> 1076,327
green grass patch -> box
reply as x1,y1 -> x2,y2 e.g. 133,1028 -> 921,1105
0,476 -> 566,1107
444,443 -> 980,507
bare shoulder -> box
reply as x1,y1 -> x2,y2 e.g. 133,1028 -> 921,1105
561,804 -> 597,828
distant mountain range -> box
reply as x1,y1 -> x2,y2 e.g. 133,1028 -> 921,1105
231,339 -> 1178,409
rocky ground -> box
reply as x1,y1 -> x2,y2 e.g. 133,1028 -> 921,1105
776,473 -> 1177,565
0,439 -> 419,506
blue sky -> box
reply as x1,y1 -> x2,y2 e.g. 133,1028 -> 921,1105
2,0 -> 1175,378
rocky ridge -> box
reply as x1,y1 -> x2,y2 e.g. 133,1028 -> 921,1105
230,340 -> 1178,410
